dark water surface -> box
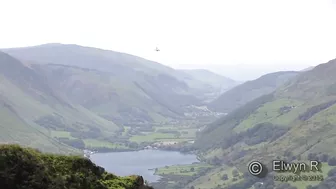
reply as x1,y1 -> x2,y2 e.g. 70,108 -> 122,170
90,150 -> 198,182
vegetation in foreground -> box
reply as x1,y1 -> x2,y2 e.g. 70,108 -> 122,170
0,144 -> 154,189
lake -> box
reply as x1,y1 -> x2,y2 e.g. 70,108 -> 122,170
90,150 -> 198,182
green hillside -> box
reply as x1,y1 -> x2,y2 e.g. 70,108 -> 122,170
207,71 -> 299,113
2,44 -> 232,123
0,51 -> 121,153
2,43 -> 234,100
32,63 -> 185,124
0,144 -> 154,189
191,58 -> 336,189
0,45 -> 229,153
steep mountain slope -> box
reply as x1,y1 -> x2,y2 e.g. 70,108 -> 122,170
1,44 -> 234,153
0,51 -> 119,153
2,44 -> 221,123
191,58 -> 336,189
32,63 -> 191,125
179,69 -> 238,102
207,71 -> 299,113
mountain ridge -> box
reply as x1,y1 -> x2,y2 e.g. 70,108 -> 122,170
0,51 -> 122,153
207,71 -> 299,113
2,43 -> 238,101
0,44 -> 236,153
190,58 -> 336,189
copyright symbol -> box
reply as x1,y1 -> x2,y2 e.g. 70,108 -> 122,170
248,161 -> 263,176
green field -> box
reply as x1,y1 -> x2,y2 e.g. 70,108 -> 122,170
129,126 -> 197,143
155,164 -> 212,176
187,165 -> 244,189
83,139 -> 129,149
233,98 -> 303,132
50,131 -> 74,139
129,133 -> 176,143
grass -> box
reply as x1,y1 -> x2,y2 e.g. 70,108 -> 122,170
195,99 -> 336,188
122,127 -> 131,136
180,128 -> 198,138
203,148 -> 224,159
0,72 -> 118,153
0,102 -> 79,154
129,126 -> 198,143
233,98 -> 303,132
188,60 -> 336,189
311,103 -> 336,125
158,138 -> 192,142
83,139 -> 129,149
50,131 -> 74,139
129,133 -> 176,143
275,163 -> 336,189
155,164 -> 212,176
188,165 -> 244,189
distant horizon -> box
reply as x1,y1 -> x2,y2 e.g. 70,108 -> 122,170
1,0 -> 335,81
0,42 -> 324,81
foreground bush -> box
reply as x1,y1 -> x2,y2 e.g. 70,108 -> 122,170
0,144 -> 153,189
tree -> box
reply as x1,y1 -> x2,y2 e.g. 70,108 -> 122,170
308,153 -> 317,161
128,142 -> 139,149
190,167 -> 195,172
328,168 -> 336,177
222,174 -> 228,180
297,154 -> 301,161
328,157 -> 336,166
212,156 -> 221,165
232,169 -> 239,177
320,154 -> 329,162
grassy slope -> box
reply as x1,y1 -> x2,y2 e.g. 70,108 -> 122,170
33,64 -> 176,124
1,44 -> 226,152
0,100 -> 79,154
155,164 -> 212,176
0,51 -> 119,153
3,44 -> 223,124
187,165 -> 244,189
3,44 -> 235,92
0,144 -> 154,189
191,58 -> 336,189
207,71 -> 299,113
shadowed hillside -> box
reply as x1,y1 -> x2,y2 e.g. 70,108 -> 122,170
2,44 -> 235,123
0,51 -> 121,153
207,71 -> 299,113
190,58 -> 336,189
0,45 -> 233,154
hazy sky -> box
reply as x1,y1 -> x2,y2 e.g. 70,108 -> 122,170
1,0 -> 336,80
